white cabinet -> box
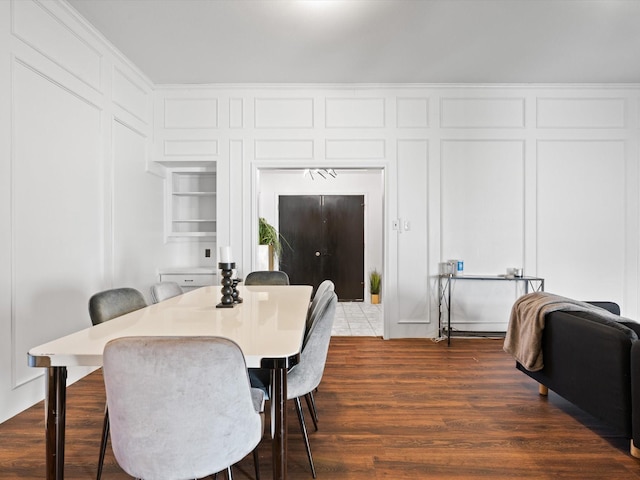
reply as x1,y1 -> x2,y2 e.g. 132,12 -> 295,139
167,169 -> 216,239
158,267 -> 218,291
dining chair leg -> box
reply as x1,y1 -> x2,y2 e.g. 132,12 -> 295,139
214,467 -> 234,480
214,459 -> 254,480
305,392 -> 319,431
253,448 -> 261,480
96,405 -> 109,480
295,397 -> 316,478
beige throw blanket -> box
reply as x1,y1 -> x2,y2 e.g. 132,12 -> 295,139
503,292 -> 617,372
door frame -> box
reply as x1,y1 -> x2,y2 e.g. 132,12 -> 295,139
249,161 -> 392,338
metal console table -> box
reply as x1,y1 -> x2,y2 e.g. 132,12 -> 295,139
438,274 -> 545,346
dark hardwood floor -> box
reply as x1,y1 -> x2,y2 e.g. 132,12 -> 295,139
1,337 -> 639,479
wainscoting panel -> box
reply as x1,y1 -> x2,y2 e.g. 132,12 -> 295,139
254,139 -> 314,159
441,139 -> 525,273
163,139 -> 218,157
537,140 -> 626,301
440,98 -> 525,128
396,98 -> 429,128
536,98 -> 626,128
325,98 -> 385,128
229,98 -> 244,128
440,139 -> 526,331
12,59 -> 102,387
112,66 -> 150,124
164,98 -> 218,129
325,139 -> 386,159
112,120 -> 167,292
397,140 -> 429,324
12,0 -> 102,91
254,98 -> 314,128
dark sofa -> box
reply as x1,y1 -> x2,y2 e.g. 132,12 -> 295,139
515,301 -> 640,458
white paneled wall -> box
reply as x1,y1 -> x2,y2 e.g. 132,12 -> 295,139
154,86 -> 640,339
325,98 -> 385,128
441,140 -> 525,273
255,139 -> 314,160
441,97 -> 525,128
396,140 -> 429,332
12,0 -> 102,91
11,57 -> 103,390
536,97 -> 626,128
397,98 -> 429,128
537,140 -> 627,300
255,98 -> 314,128
0,0 -> 175,423
440,140 -> 526,330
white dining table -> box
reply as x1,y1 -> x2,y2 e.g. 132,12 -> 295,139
28,284 -> 313,480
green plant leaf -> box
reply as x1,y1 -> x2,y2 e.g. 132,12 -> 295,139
369,269 -> 381,294
259,217 -> 283,258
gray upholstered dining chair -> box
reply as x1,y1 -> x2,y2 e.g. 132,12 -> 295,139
307,280 -> 335,333
88,287 -> 147,480
301,282 -> 335,429
150,281 -> 183,303
102,336 -> 264,480
251,292 -> 337,478
311,280 -> 335,306
89,287 -> 147,326
244,270 -> 290,285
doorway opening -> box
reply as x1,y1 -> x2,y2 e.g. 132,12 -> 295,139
256,167 -> 384,311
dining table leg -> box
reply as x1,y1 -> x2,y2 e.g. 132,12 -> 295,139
271,366 -> 287,480
45,366 -> 67,480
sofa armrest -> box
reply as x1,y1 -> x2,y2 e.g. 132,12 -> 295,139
517,309 -> 636,436
620,321 -> 640,338
631,341 -> 640,455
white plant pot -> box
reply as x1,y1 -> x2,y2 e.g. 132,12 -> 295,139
256,245 -> 275,271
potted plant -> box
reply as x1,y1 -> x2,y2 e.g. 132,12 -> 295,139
370,269 -> 381,304
258,217 -> 283,270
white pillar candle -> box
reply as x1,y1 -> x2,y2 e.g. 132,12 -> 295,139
219,246 -> 232,263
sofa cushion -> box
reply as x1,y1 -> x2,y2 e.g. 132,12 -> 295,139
586,301 -> 621,315
619,321 -> 640,338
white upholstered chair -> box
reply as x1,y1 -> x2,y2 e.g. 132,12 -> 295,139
102,336 -> 264,480
150,281 -> 183,303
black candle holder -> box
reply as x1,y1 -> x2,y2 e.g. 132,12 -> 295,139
216,262 -> 236,308
232,278 -> 243,304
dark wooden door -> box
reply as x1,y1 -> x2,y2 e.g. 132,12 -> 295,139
279,195 -> 364,301
279,195 -> 324,290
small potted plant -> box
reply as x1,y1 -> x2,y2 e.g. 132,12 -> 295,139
258,217 -> 283,270
370,269 -> 381,304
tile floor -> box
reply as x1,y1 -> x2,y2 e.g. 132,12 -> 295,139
332,302 -> 383,336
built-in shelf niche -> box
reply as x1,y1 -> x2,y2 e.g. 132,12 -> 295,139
167,169 -> 216,239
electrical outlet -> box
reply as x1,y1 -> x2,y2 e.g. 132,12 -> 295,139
205,249 -> 211,258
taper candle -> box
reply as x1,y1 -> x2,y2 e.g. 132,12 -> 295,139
219,246 -> 232,263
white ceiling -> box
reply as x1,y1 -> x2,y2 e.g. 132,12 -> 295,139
67,0 -> 640,85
